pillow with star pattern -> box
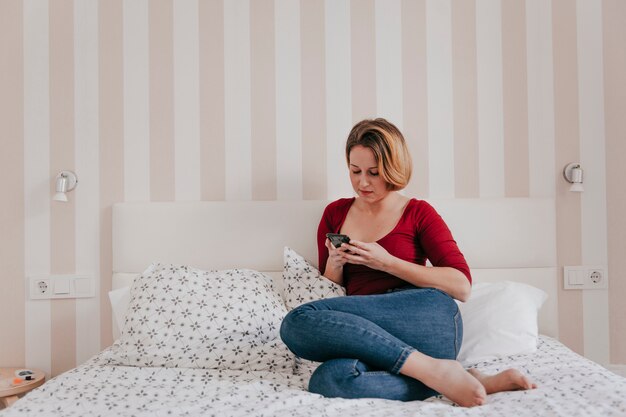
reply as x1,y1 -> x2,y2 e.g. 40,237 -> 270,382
104,263 -> 294,372
282,247 -> 346,379
282,247 -> 345,311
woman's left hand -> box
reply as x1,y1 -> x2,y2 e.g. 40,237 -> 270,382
340,240 -> 395,273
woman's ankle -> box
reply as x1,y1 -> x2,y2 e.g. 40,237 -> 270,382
399,352 -> 486,407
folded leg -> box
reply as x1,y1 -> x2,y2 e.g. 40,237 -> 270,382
308,358 -> 438,401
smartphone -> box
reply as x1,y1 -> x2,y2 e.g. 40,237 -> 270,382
326,233 -> 351,248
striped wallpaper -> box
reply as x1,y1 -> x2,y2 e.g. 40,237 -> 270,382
0,0 -> 625,377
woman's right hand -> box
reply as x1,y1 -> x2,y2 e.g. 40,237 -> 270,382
321,239 -> 348,286
325,238 -> 351,270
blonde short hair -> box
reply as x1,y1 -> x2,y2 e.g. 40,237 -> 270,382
345,118 -> 412,191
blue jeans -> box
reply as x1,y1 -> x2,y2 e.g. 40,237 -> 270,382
279,287 -> 463,401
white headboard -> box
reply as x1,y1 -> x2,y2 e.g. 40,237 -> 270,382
112,198 -> 558,337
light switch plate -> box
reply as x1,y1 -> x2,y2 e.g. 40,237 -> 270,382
74,278 -> 93,296
563,266 -> 608,290
29,275 -> 95,299
54,278 -> 70,294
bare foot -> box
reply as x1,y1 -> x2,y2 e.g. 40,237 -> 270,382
467,368 -> 537,394
404,354 -> 486,407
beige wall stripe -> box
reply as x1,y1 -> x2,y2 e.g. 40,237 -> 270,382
603,0 -> 626,364
401,0 -> 428,198
0,0 -> 25,368
24,0 -> 52,375
49,0 -> 77,376
526,0 -> 556,199
552,0 -> 584,355
502,0 -> 530,198
199,0 -> 226,201
250,0 -> 277,200
301,0 -> 327,200
149,0 -> 175,201
351,0 -> 377,123
451,0 -> 479,198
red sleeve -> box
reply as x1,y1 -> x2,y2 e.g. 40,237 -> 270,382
416,202 -> 472,284
317,205 -> 333,275
317,199 -> 352,276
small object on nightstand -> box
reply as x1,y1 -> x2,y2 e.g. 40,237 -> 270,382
0,368 -> 45,408
15,370 -> 33,378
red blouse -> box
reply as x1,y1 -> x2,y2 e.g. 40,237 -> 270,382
317,198 -> 471,295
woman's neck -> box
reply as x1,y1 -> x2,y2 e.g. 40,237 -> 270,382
355,192 -> 404,215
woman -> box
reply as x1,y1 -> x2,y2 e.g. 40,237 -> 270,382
280,118 -> 535,407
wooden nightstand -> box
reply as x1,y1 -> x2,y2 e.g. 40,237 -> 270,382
0,368 -> 45,408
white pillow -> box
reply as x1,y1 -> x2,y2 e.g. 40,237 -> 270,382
282,247 -> 346,379
283,247 -> 345,311
108,286 -> 131,332
104,263 -> 294,372
457,281 -> 547,365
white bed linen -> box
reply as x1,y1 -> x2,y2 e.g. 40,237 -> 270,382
3,337 -> 626,417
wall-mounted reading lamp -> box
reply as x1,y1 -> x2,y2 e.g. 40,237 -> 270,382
53,170 -> 78,202
563,163 -> 584,192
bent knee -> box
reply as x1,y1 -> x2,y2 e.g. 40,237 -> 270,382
309,359 -> 359,398
310,359 -> 438,401
279,305 -> 314,352
279,308 -> 296,346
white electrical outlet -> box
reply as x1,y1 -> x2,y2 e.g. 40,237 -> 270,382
35,279 -> 50,295
563,266 -> 608,290
28,275 -> 95,299
589,270 -> 602,284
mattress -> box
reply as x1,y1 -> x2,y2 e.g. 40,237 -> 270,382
3,336 -> 625,417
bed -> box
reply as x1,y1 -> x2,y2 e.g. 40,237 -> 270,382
3,198 -> 626,417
